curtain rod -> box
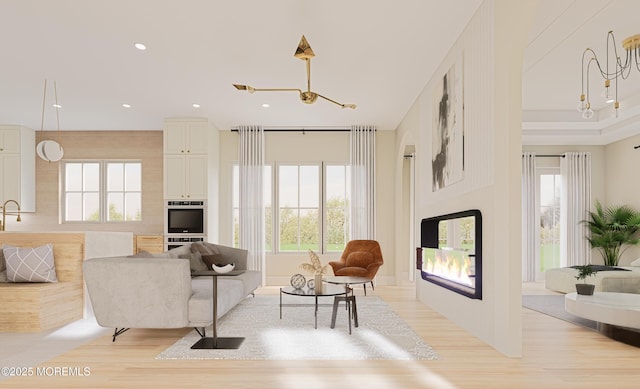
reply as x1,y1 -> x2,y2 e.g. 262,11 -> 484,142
230,127 -> 352,133
522,154 -> 565,158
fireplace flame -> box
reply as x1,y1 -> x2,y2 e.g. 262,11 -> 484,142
423,248 -> 473,287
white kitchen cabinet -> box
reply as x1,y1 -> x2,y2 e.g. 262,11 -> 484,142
163,118 -> 208,200
163,119 -> 208,155
0,126 -> 35,212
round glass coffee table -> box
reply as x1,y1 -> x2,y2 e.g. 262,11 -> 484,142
323,276 -> 372,334
279,283 -> 347,329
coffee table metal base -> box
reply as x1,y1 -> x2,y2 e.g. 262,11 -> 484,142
191,336 -> 245,349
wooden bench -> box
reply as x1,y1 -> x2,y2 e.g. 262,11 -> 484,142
0,232 -> 85,332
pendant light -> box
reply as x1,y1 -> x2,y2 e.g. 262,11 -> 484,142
36,79 -> 64,162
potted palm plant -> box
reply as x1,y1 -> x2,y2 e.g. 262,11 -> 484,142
574,264 -> 598,295
584,200 -> 640,266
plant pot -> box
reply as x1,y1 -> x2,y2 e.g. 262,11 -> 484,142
576,283 -> 595,295
315,274 -> 323,293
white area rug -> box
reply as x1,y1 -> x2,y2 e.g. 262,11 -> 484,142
157,295 -> 438,360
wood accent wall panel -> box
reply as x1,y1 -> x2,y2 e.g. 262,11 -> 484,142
18,131 -> 164,234
0,232 -> 85,332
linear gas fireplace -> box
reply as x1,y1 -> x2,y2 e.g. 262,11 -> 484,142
416,209 -> 482,299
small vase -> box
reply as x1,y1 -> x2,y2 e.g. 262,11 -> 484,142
315,274 -> 323,293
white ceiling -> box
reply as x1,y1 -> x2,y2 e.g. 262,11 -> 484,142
523,0 -> 640,145
2,0 -> 640,145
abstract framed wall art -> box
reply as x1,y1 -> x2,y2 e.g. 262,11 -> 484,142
431,55 -> 464,191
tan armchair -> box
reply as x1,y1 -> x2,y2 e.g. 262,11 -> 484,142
328,240 -> 383,295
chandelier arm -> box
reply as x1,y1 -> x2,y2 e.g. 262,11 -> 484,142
614,48 -> 632,78
620,61 -> 632,80
316,93 -> 355,109
586,58 -> 595,103
306,58 -> 311,93
606,31 -> 622,76
252,88 -> 303,93
582,48 -> 608,80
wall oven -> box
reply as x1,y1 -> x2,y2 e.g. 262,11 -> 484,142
164,200 -> 206,250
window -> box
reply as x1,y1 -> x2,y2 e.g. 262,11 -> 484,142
232,165 -> 272,250
537,168 -> 561,274
63,161 -> 142,222
232,163 -> 349,253
279,164 -> 320,252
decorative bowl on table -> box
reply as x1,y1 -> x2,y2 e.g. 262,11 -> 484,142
211,263 -> 235,274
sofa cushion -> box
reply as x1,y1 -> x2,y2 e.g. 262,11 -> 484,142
128,250 -> 154,258
188,277 -> 245,325
345,251 -> 374,268
3,244 -> 58,283
335,266 -> 369,277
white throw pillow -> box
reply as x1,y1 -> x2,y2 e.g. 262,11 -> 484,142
630,258 -> 640,266
3,244 -> 58,283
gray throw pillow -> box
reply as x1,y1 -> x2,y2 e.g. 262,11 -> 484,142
0,245 -> 5,272
179,251 -> 208,272
3,244 -> 58,283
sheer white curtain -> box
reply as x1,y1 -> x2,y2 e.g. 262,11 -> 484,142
521,152 -> 537,281
238,125 -> 265,278
350,125 -> 376,239
560,152 -> 591,267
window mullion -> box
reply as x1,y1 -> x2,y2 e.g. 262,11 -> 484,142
100,162 -> 106,222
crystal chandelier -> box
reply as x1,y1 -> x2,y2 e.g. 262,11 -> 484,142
578,31 -> 640,119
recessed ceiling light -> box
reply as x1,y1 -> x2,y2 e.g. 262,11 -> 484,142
52,104 -> 62,108
262,103 -> 270,108
122,103 -> 131,108
134,42 -> 147,51
192,103 -> 201,108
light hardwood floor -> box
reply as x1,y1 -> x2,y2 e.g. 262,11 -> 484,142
2,284 -> 639,388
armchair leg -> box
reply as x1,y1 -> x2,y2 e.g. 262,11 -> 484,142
112,327 -> 130,342
363,283 -> 367,296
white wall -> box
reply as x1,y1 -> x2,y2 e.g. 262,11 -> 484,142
217,130 -> 396,286
397,0 -> 536,357
604,133 -> 640,264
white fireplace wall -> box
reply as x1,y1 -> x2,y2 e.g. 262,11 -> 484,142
396,0 -> 537,357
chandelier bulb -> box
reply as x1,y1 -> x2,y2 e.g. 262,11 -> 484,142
582,107 -> 594,120
577,94 -> 586,112
601,83 -> 612,100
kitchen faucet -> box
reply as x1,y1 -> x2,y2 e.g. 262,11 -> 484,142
0,199 -> 22,231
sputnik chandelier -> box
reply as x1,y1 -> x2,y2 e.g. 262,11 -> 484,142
578,31 -> 640,119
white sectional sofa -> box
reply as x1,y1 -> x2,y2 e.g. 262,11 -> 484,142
83,243 -> 261,341
545,265 -> 640,294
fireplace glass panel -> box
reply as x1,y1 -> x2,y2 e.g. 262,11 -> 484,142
418,209 -> 482,299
